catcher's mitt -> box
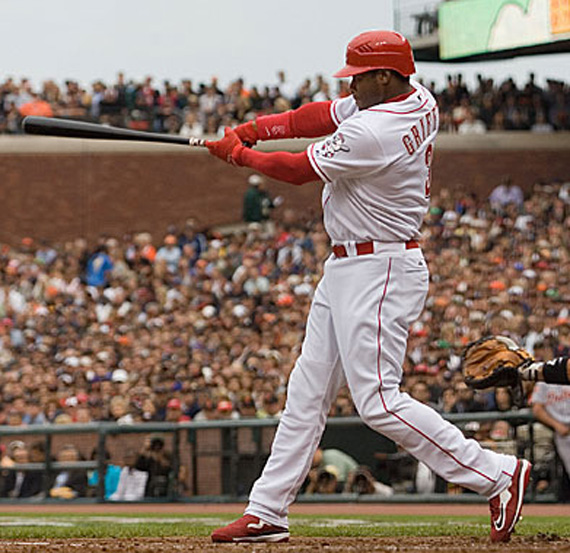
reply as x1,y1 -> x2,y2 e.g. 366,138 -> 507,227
462,335 -> 534,390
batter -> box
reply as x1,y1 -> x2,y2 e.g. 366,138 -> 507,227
205,30 -> 531,544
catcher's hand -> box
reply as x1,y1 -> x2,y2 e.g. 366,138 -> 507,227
462,335 -> 534,390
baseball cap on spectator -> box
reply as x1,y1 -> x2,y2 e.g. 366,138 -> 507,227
414,363 -> 430,374
167,398 -> 182,409
59,373 -> 74,385
276,293 -> 294,307
65,356 -> 80,368
489,280 -> 506,291
233,304 -> 248,318
464,421 -> 480,438
97,351 -> 110,362
76,392 -> 89,404
202,366 -> 213,383
411,321 -> 428,337
248,174 -> 263,186
65,396 -> 78,407
8,440 -> 25,452
202,305 -> 216,318
111,369 -> 128,383
117,335 -> 131,346
217,400 -> 233,412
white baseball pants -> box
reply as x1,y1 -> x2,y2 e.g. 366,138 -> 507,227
246,245 -> 517,527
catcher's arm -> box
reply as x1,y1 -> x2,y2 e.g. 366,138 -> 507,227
523,357 -> 570,385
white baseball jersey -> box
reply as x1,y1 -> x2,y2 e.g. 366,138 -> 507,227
307,81 -> 438,243
531,382 -> 570,425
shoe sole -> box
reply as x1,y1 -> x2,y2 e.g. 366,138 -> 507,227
212,532 -> 290,543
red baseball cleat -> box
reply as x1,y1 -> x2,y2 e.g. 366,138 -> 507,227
489,459 -> 532,542
211,514 -> 290,543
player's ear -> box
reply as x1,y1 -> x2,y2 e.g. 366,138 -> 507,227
376,70 -> 392,85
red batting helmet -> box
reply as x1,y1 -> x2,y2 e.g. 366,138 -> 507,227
333,30 -> 416,78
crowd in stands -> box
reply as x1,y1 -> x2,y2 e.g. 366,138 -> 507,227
0,176 -> 568,430
0,175 -> 569,497
1,70 -> 568,135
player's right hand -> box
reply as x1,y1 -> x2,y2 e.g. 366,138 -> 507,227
234,120 -> 259,147
206,127 -> 245,165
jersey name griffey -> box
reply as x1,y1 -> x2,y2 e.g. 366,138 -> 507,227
307,81 -> 438,244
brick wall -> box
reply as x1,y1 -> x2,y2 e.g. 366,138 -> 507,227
0,142 -> 567,244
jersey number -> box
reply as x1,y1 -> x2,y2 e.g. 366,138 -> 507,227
424,144 -> 433,198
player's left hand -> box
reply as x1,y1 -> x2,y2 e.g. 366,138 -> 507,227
206,127 -> 245,165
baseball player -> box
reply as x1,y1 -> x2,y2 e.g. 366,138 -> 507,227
531,368 -> 570,500
206,30 -> 531,544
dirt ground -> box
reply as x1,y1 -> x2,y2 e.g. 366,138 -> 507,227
1,503 -> 569,553
0,535 -> 569,553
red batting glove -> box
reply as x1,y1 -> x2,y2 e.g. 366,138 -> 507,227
206,127 -> 245,165
234,120 -> 259,147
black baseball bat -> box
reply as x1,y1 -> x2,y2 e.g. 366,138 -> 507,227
21,116 -> 206,147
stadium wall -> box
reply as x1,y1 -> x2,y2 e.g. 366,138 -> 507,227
0,133 -> 568,243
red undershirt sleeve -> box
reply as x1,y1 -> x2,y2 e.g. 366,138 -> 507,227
237,148 -> 320,186
256,101 -> 338,140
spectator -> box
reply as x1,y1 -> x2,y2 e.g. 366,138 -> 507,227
86,245 -> 114,287
237,394 -> 258,418
243,174 -> 274,224
165,398 -> 191,422
531,381 -> 570,502
135,435 -> 172,498
49,444 -> 88,499
155,234 -> 182,274
87,448 -> 121,499
179,110 -> 204,138
450,382 -> 486,413
489,176 -> 524,211
21,398 -> 47,425
256,392 -> 283,418
457,108 -> 487,135
307,447 -> 358,493
0,442 -> 43,498
109,449 -> 148,501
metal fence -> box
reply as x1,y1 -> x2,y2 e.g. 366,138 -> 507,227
0,409 -> 560,503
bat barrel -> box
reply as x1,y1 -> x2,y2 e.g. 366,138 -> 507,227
22,116 -> 197,146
